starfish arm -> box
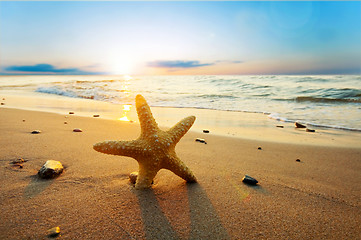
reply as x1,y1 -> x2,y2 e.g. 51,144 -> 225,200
164,154 -> 197,183
93,140 -> 145,158
167,116 -> 196,144
136,94 -> 159,137
135,162 -> 159,189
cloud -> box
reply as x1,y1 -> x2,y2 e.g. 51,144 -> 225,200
3,64 -> 102,75
148,60 -> 214,69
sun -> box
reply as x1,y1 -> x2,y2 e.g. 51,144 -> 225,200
110,60 -> 133,75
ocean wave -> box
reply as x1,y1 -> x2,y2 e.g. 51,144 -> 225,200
267,113 -> 361,132
75,79 -> 118,84
36,86 -> 78,98
295,96 -> 361,103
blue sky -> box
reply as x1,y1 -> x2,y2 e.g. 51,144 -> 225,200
0,1 -> 360,75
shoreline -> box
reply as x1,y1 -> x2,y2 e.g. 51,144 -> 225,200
0,107 -> 360,239
1,91 -> 361,148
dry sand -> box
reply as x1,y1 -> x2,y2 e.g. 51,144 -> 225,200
0,107 -> 360,239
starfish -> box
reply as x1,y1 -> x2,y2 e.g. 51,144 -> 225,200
93,94 -> 197,189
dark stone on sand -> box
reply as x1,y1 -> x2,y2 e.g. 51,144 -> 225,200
38,160 -> 64,179
69,111 -> 74,114
31,130 -> 41,134
64,121 -> 67,124
22,119 -> 25,122
258,147 -> 262,150
306,128 -> 315,132
93,114 -> 100,117
242,175 -> 258,185
195,138 -> 207,144
295,122 -> 306,128
203,129 -> 210,133
296,159 -> 301,162
73,128 -> 82,132
1,102 -> 5,105
276,125 -> 284,128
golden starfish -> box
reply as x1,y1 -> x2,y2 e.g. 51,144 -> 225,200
93,94 -> 197,189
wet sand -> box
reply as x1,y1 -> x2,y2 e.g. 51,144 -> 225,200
0,107 -> 360,239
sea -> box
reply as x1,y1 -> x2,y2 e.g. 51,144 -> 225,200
1,74 -> 361,131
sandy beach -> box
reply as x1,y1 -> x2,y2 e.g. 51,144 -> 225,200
0,105 -> 360,239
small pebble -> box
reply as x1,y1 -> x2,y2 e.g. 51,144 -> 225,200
64,121 -> 67,124
296,159 -> 301,162
129,172 -> 138,184
242,175 -> 258,185
93,114 -> 100,117
11,158 -> 27,164
2,98 -> 5,100
31,130 -> 41,134
295,122 -> 306,128
69,111 -> 74,114
203,129 -> 210,133
1,102 -> 5,105
47,226 -> 61,237
258,147 -> 262,150
73,128 -> 82,132
195,138 -> 207,144
306,128 -> 315,132
129,172 -> 153,184
276,125 -> 284,128
22,119 -> 26,122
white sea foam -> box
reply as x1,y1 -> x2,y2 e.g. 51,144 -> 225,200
1,75 -> 361,131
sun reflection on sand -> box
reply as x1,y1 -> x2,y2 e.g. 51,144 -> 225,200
118,104 -> 133,122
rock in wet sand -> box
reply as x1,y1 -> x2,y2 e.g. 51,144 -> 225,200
31,130 -> 42,134
73,128 -> 82,132
195,138 -> 207,144
295,122 -> 306,128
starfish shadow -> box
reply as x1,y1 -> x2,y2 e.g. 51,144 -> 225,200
133,183 -> 230,240
186,183 -> 230,240
133,188 -> 181,240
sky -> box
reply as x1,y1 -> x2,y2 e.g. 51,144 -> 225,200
0,1 -> 360,75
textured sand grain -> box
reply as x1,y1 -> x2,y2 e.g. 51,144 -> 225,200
0,108 -> 360,239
